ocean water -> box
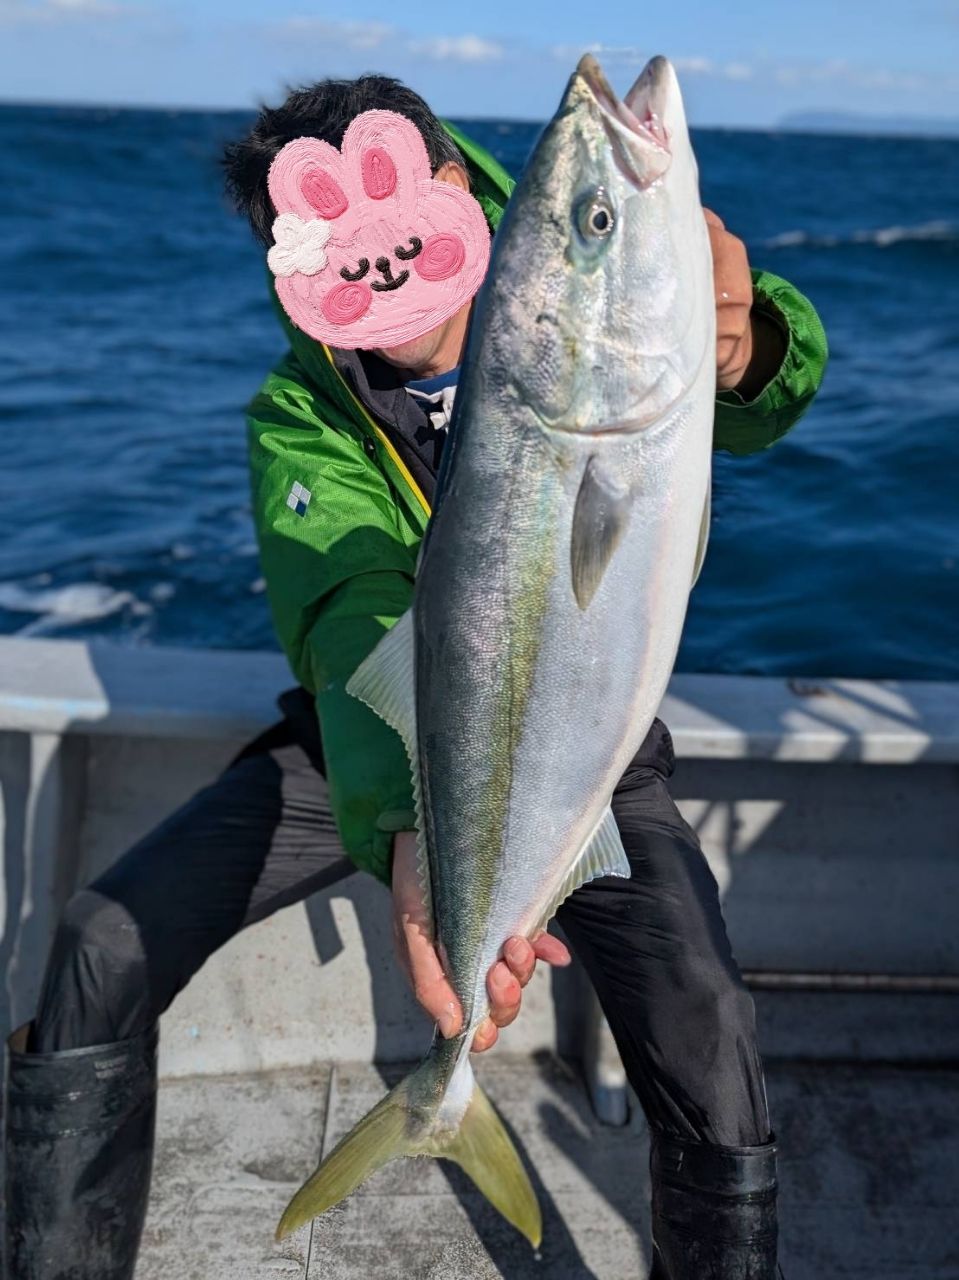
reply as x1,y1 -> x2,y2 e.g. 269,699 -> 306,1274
1,104 -> 956,679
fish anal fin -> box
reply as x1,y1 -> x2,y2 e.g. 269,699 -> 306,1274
346,609 -> 432,919
535,807 -> 631,932
570,456 -> 631,611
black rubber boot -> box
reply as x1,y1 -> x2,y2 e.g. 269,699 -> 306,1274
648,1131 -> 781,1279
4,1022 -> 158,1280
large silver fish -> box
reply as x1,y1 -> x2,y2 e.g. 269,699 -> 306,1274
277,53 -> 715,1246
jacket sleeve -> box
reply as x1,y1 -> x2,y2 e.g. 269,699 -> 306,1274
247,362 -> 417,886
712,269 -> 829,457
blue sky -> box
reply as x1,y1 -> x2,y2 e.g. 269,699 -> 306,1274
1,0 -> 957,125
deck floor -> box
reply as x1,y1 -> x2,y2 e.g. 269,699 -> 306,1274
140,1053 -> 959,1280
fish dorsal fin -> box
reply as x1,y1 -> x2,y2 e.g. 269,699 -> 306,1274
346,609 -> 432,923
535,806 -> 631,932
691,474 -> 711,588
570,456 -> 631,610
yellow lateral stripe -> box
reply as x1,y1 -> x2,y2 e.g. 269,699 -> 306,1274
320,344 -> 432,519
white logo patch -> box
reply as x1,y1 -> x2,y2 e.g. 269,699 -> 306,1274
286,481 -> 311,516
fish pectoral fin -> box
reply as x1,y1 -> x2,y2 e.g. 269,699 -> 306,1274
691,474 -> 711,588
536,806 -> 632,930
570,456 -> 631,611
346,609 -> 432,918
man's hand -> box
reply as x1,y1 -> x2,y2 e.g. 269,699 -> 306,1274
705,207 -> 754,392
392,830 -> 571,1052
705,208 -> 786,400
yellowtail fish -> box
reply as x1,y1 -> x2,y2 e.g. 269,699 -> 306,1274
277,52 -> 715,1247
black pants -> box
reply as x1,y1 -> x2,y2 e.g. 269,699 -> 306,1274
30,712 -> 770,1148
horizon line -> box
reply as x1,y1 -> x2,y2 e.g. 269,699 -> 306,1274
1,94 -> 957,142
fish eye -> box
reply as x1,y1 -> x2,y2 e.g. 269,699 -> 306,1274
575,192 -> 616,242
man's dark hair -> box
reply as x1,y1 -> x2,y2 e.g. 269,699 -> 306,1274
222,74 -> 468,247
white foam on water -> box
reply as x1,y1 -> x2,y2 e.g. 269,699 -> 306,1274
763,219 -> 956,250
762,229 -> 810,248
148,582 -> 176,604
0,581 -> 138,636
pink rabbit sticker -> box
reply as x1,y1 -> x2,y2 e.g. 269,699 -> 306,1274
266,110 -> 491,349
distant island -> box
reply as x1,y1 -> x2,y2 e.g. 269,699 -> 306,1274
779,110 -> 959,139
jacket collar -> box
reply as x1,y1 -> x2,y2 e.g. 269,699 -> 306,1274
333,346 -> 446,501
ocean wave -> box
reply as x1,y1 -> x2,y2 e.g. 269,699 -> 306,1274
0,581 -> 139,636
148,582 -> 177,604
761,220 -> 957,250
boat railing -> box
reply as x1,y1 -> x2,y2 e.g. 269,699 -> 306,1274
1,636 -> 956,1083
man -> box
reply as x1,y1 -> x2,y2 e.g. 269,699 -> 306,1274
4,74 -> 827,1279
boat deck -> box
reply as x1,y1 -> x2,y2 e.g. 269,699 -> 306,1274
3,639 -> 957,1276
140,1052 -> 959,1280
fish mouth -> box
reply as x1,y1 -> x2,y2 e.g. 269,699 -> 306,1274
574,53 -> 672,187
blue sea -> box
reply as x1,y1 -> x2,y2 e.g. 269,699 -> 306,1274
1,104 -> 956,679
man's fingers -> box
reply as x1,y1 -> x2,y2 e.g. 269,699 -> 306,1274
413,975 -> 462,1038
393,833 -> 465,1040
706,213 -> 754,391
503,937 -> 536,986
472,1018 -> 499,1053
503,932 -> 573,975
487,960 -> 522,1028
501,931 -> 573,989
404,923 -> 463,1037
708,227 -> 752,299
532,932 -> 572,966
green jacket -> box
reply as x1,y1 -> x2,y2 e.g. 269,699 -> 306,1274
247,125 -> 828,886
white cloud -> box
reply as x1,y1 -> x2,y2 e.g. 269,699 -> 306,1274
272,18 -> 394,51
408,34 -> 505,63
49,0 -> 124,10
545,48 -> 948,99
673,56 -> 714,75
270,19 -> 504,64
591,44 -> 649,62
549,41 -> 600,61
676,56 -> 762,81
772,58 -> 948,95
552,43 -> 658,66
0,0 -> 130,19
550,48 -> 755,82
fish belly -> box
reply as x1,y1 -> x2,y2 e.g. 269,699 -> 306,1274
414,383 -> 712,1027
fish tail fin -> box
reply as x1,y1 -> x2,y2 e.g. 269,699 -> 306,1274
275,1040 -> 541,1248
274,1075 -> 410,1241
434,1068 -> 542,1247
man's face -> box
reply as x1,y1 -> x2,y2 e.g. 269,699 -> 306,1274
372,323 -> 450,372
267,119 -> 489,359
369,161 -> 475,376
